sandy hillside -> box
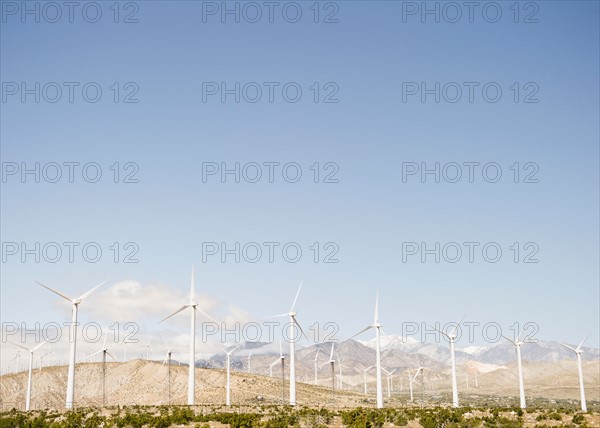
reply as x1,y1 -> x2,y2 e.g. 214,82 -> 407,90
1,359 -> 599,411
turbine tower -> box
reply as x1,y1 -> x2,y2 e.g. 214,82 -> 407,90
159,336 -> 174,405
247,350 -> 253,373
502,332 -> 526,409
431,318 -> 463,408
362,365 -> 374,394
14,341 -> 46,411
269,341 -> 286,403
408,357 -> 424,403
220,344 -> 240,406
36,279 -> 108,409
160,266 -> 217,405
351,293 -> 384,408
268,281 -> 306,406
89,328 -> 119,407
322,343 -> 336,400
382,368 -> 396,398
561,336 -> 588,412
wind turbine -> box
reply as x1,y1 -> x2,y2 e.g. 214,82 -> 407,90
336,352 -> 349,390
144,336 -> 152,360
89,329 -> 119,407
351,293 -> 384,408
268,281 -> 306,406
159,336 -> 174,405
430,318 -> 463,408
362,365 -> 374,394
10,350 -> 23,373
408,357 -> 424,403
502,331 -> 526,409
269,341 -> 285,403
36,279 -> 108,409
160,266 -> 217,406
382,368 -> 396,398
313,349 -> 320,383
247,350 -> 253,373
561,336 -> 588,412
220,344 -> 240,406
322,343 -> 336,400
39,346 -> 56,372
14,341 -> 46,411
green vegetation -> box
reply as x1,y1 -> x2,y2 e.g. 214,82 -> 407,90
0,405 -> 595,428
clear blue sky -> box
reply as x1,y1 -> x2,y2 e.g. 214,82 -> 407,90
1,1 -> 598,354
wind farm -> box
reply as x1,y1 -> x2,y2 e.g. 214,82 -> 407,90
2,272 -> 599,427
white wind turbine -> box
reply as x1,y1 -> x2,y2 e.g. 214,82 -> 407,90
36,279 -> 108,409
10,350 -> 23,373
159,336 -> 175,405
313,349 -> 320,383
351,293 -> 384,408
362,365 -> 374,394
408,357 -> 424,403
39,346 -> 56,372
160,266 -> 217,406
220,344 -> 240,406
268,281 -> 306,406
382,368 -> 396,398
269,341 -> 285,403
561,336 -> 589,412
247,350 -> 253,373
144,337 -> 152,360
502,331 -> 527,409
336,352 -> 349,390
431,318 -> 463,408
89,329 -> 120,407
322,343 -> 336,400
14,341 -> 46,411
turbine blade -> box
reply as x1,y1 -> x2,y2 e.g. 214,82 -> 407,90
290,280 -> 303,311
106,351 -> 117,362
160,305 -> 189,323
32,341 -> 47,352
560,342 -> 577,352
450,316 -> 466,336
35,281 -> 72,302
350,325 -> 373,340
14,343 -> 29,352
577,335 -> 589,351
374,292 -> 379,323
197,308 -> 219,324
266,313 -> 289,319
279,340 -> 283,357
428,324 -> 450,338
292,315 -> 309,341
501,334 -> 516,345
329,342 -> 335,361
89,349 -> 103,358
270,359 -> 280,368
78,279 -> 110,301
